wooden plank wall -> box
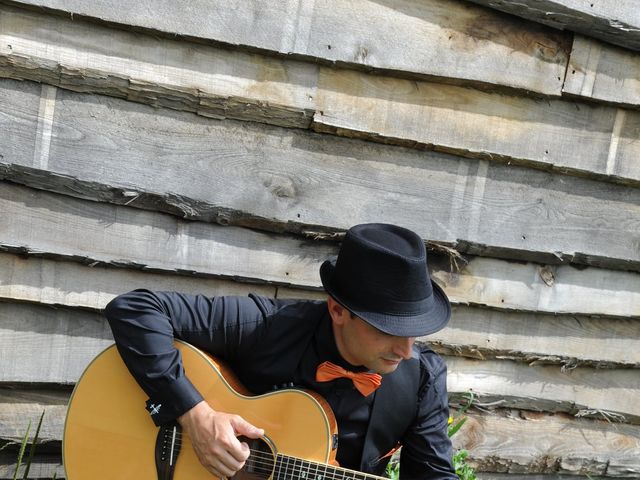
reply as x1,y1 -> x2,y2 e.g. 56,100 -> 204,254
0,0 -> 639,478
464,0 -> 640,53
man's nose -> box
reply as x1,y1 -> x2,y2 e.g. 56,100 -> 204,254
393,337 -> 416,359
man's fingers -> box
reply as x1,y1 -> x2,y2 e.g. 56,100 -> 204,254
231,415 -> 264,439
208,467 -> 225,480
219,434 -> 251,464
177,403 -> 262,478
213,454 -> 244,477
219,448 -> 246,472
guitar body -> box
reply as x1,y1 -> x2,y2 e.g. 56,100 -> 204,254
63,341 -> 338,479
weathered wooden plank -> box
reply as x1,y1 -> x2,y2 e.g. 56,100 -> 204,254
465,0 -> 640,53
429,256 -> 640,318
0,302 -> 112,383
0,253 -> 276,310
3,374 -> 639,449
0,461 -> 630,479
0,8 -> 632,185
429,306 -> 640,369
4,384 -> 637,448
0,3 -> 317,128
3,0 -> 570,95
478,476 -> 612,480
0,455 -> 65,479
3,392 -> 638,478
3,299 -> 638,421
2,82 -> 640,272
0,389 -> 67,444
6,249 -> 637,371
5,463 -> 602,480
0,73 -> 40,161
0,182 -> 336,288
453,410 -> 640,477
564,35 -> 640,108
446,357 -> 640,424
3,252 -> 637,369
314,68 -> 640,185
281,260 -> 640,320
4,244 -> 640,319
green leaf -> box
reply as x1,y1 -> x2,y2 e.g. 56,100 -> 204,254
384,456 -> 400,480
447,417 -> 467,438
452,450 -> 477,480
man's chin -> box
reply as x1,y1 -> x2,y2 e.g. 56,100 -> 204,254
377,358 -> 402,374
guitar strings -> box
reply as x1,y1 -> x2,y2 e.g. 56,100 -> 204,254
170,433 -> 381,479
171,440 -> 383,480
171,436 -> 327,474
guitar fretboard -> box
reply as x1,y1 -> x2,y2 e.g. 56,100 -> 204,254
274,453 -> 387,480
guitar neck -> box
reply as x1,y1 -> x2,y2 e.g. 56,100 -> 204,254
275,453 -> 387,480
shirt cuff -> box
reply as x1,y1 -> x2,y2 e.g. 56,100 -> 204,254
146,374 -> 204,426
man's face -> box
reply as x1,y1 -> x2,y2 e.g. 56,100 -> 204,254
328,298 -> 416,374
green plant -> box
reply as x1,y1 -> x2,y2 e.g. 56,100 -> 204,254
385,454 -> 400,480
448,392 -> 476,480
6,411 -> 56,480
452,450 -> 476,480
385,392 -> 477,479
448,391 -> 474,438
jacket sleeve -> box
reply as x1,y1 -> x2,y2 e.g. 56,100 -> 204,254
103,289 -> 268,425
399,351 -> 459,480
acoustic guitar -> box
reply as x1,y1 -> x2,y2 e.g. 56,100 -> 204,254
63,341 -> 388,479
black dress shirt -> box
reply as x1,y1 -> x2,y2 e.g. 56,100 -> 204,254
104,289 -> 457,479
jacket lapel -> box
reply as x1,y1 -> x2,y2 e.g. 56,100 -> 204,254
359,357 -> 420,473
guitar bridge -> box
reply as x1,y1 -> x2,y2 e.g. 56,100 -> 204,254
155,421 -> 181,480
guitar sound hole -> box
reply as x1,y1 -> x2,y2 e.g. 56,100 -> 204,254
232,436 -> 275,480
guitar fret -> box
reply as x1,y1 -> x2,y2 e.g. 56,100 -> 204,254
292,455 -> 299,479
295,457 -> 303,480
321,462 -> 336,480
312,463 -> 322,480
284,454 -> 292,480
281,454 -> 287,479
309,459 -> 317,480
276,454 -> 386,480
286,454 -> 293,480
274,453 -> 283,480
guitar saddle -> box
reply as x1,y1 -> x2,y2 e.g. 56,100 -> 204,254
155,421 -> 182,480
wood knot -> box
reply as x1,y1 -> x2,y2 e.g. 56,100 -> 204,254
261,173 -> 296,199
355,46 -> 369,63
539,266 -> 555,287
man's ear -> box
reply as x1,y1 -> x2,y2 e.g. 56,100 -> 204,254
327,296 -> 347,326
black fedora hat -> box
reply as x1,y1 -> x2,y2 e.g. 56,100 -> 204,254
320,223 -> 450,337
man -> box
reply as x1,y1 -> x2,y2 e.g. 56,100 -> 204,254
105,223 -> 458,479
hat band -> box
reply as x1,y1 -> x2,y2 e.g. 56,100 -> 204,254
333,284 -> 435,316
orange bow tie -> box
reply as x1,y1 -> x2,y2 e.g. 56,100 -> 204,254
315,361 -> 382,396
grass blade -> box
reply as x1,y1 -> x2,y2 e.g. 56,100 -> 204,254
12,420 -> 31,480
22,411 -> 45,479
458,392 -> 475,415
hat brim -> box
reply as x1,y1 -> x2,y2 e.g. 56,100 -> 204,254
320,259 -> 451,337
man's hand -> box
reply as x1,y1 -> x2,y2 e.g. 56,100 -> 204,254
178,400 -> 264,478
